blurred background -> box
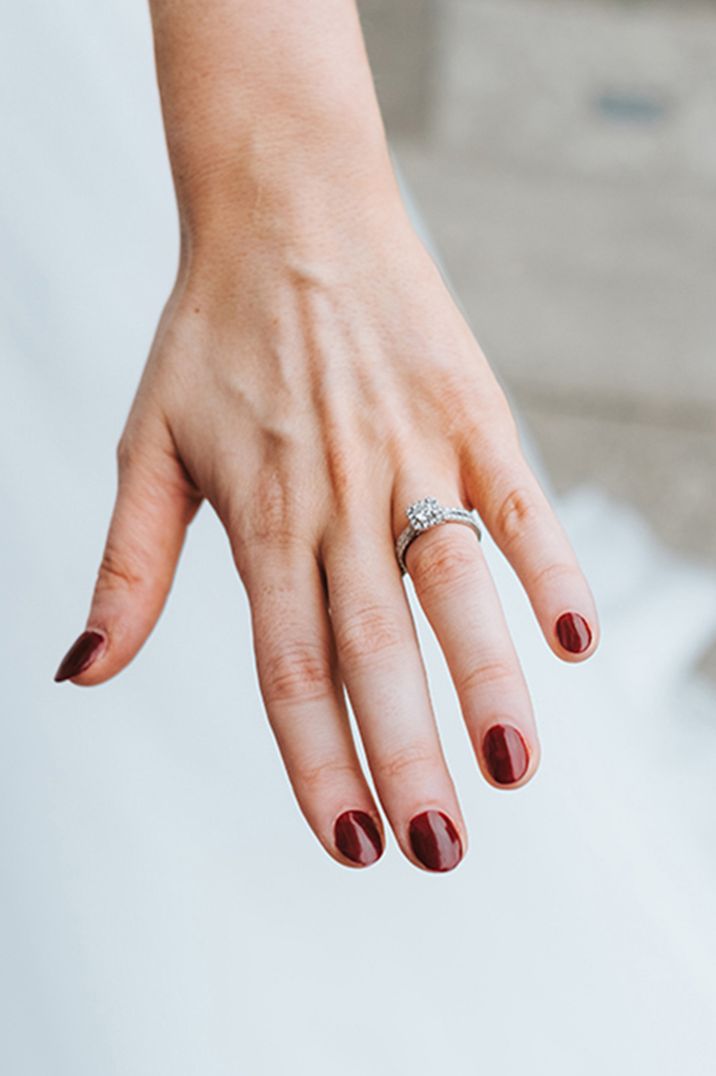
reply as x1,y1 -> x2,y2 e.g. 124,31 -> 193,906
360,0 -> 716,681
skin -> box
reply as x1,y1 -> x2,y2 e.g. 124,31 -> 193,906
56,0 -> 599,870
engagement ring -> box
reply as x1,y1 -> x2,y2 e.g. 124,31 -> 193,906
395,496 -> 482,575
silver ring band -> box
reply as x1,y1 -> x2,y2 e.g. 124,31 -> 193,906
395,496 -> 482,575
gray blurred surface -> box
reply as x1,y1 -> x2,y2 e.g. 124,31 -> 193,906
361,0 -> 716,677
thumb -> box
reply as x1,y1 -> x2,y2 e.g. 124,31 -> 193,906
54,419 -> 202,685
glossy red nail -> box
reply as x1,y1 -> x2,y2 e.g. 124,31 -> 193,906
483,724 -> 529,785
54,630 -> 105,682
556,612 -> 592,654
408,810 -> 462,872
334,810 -> 383,866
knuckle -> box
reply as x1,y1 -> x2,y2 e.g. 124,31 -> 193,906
493,486 -> 539,548
115,428 -> 144,474
243,468 -> 297,544
324,438 -> 356,511
95,545 -> 144,593
236,473 -> 318,562
409,531 -> 476,595
373,742 -> 436,783
232,520 -> 315,591
260,643 -> 334,706
294,756 -> 358,792
457,655 -> 515,696
240,528 -> 309,574
529,559 -> 579,591
335,604 -> 405,669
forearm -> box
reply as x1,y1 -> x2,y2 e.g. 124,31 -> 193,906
148,0 -> 399,247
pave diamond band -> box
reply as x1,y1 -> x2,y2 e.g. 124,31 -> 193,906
395,496 -> 482,575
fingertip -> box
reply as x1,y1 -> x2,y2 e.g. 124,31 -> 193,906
333,809 -> 384,868
53,629 -> 107,684
478,722 -> 541,790
407,809 -> 465,873
553,610 -> 599,662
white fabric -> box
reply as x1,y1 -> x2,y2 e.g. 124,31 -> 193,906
2,3 -> 716,1073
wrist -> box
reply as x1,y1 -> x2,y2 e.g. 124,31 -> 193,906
173,105 -> 400,255
150,0 -> 400,253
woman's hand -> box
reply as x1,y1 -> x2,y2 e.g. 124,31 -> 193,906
54,195 -> 598,871
53,0 -> 598,872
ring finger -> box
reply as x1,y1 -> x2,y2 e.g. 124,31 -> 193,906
395,477 -> 540,790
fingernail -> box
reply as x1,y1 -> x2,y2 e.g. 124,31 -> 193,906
483,723 -> 529,785
334,810 -> 383,866
556,612 -> 592,654
54,630 -> 105,682
408,810 -> 463,872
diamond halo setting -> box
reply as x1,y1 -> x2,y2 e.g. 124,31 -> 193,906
395,496 -> 482,575
407,496 -> 446,532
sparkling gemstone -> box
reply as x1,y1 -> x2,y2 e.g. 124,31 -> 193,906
407,497 -> 445,531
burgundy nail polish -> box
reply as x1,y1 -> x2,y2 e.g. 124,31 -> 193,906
334,810 -> 383,866
556,612 -> 592,654
408,810 -> 462,872
483,724 -> 529,785
54,630 -> 105,682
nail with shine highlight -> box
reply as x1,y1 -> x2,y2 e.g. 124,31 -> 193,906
54,630 -> 105,682
334,810 -> 383,866
408,810 -> 462,872
483,724 -> 529,785
556,612 -> 592,654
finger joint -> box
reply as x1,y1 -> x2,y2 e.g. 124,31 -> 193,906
95,547 -> 145,593
373,741 -> 437,783
493,487 -> 539,549
260,643 -> 335,706
409,530 -> 477,597
334,603 -> 406,671
457,655 -> 516,697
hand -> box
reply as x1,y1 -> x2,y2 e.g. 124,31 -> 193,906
54,189 -> 599,873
